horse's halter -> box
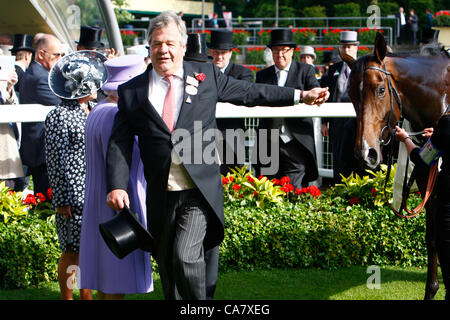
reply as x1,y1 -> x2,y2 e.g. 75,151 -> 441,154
363,61 -> 403,146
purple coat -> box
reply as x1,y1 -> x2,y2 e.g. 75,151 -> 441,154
79,100 -> 152,294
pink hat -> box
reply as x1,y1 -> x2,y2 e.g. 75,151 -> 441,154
101,54 -> 145,91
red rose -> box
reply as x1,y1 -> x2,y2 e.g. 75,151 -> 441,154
47,188 -> 52,200
272,178 -> 280,185
195,72 -> 206,82
222,177 -> 229,185
349,197 -> 359,205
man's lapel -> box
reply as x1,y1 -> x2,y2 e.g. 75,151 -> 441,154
267,65 -> 278,85
175,61 -> 197,132
285,61 -> 298,88
136,64 -> 171,134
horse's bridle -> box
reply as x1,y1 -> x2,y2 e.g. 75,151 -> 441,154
363,61 -> 403,146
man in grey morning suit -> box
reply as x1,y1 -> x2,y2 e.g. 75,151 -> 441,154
106,11 -> 329,300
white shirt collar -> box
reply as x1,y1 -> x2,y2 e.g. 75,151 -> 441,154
220,61 -> 230,73
151,65 -> 184,82
274,61 -> 292,74
15,61 -> 26,72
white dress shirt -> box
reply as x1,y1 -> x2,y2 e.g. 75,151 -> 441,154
148,67 -> 184,127
148,67 -> 196,191
273,63 -> 295,143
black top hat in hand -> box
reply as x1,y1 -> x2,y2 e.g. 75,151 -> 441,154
10,34 -> 34,54
268,29 -> 297,48
99,206 -> 154,259
207,30 -> 235,50
77,26 -> 105,49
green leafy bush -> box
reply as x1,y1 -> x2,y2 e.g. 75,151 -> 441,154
0,186 -> 59,289
221,190 -> 426,271
220,165 -> 427,271
0,182 -> 28,223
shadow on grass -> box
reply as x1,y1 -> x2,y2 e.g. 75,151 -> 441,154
0,266 -> 445,300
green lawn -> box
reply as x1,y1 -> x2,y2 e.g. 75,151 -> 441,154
0,266 -> 445,300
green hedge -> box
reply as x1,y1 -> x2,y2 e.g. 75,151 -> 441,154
220,192 -> 426,271
0,171 -> 428,289
0,213 -> 59,289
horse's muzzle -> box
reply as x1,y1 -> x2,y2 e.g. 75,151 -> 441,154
361,139 -> 381,169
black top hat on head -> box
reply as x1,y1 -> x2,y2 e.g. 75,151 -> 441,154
10,34 -> 34,54
184,33 -> 213,62
99,206 -> 154,259
268,29 -> 297,48
207,30 -> 235,50
77,25 -> 104,49
322,50 -> 340,64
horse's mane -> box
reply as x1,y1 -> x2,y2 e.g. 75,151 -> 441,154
352,42 -> 449,72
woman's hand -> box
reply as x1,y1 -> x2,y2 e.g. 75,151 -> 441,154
394,125 -> 409,142
56,205 -> 72,218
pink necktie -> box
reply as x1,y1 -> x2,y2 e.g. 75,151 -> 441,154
162,75 -> 175,132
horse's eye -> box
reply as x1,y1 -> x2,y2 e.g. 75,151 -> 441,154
376,86 -> 385,97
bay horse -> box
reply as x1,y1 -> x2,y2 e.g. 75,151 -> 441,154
341,32 -> 449,300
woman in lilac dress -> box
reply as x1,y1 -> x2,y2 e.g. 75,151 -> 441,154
78,55 -> 152,299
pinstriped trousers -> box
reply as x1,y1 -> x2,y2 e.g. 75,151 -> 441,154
156,188 -> 209,300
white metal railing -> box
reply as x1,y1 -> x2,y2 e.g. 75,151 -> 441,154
1,103 -> 356,181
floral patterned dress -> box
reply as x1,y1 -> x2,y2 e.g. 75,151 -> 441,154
44,99 -> 93,252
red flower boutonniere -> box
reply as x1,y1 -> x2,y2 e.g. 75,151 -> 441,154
194,72 -> 206,82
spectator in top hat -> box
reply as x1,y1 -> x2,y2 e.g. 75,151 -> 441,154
321,50 -> 340,77
208,29 -> 253,176
299,46 -> 320,79
10,34 -> 34,95
321,31 -> 365,184
255,28 -> 326,189
184,33 -> 212,63
77,25 -> 118,59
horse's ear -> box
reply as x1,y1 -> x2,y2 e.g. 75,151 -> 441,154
338,48 -> 356,68
373,32 -> 387,63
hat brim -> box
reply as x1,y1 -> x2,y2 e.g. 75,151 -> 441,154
49,50 -> 108,100
299,53 -> 316,60
184,53 -> 213,63
10,47 -> 35,53
101,81 -> 121,92
75,41 -> 105,49
207,43 -> 235,50
267,42 -> 297,48
340,41 -> 360,45
99,206 -> 154,259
